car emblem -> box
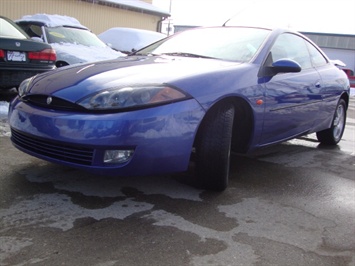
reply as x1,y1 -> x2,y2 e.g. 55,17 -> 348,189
15,42 -> 21,47
46,97 -> 52,105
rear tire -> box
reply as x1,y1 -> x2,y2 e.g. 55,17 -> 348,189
316,99 -> 346,145
56,61 -> 69,68
195,103 -> 235,191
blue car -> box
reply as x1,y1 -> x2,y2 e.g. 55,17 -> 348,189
8,26 -> 350,191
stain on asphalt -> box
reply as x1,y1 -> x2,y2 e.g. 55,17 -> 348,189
0,116 -> 354,265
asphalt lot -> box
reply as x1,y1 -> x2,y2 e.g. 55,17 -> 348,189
0,93 -> 354,266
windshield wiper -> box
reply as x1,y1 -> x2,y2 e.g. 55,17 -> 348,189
161,52 -> 215,59
129,52 -> 159,56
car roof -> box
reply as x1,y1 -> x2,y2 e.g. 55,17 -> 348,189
16,14 -> 88,30
98,27 -> 166,53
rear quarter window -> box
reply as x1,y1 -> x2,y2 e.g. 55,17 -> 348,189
306,42 -> 328,67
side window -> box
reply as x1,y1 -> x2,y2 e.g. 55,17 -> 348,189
270,33 -> 312,70
18,24 -> 42,39
28,25 -> 42,38
306,42 -> 328,67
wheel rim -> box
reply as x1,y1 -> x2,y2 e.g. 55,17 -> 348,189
333,104 -> 345,140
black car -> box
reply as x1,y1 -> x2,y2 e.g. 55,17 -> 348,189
0,16 -> 56,90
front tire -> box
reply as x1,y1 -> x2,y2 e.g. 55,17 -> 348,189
195,103 -> 235,191
316,99 -> 346,145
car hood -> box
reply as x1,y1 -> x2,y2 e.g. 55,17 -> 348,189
51,43 -> 125,64
28,55 -> 242,102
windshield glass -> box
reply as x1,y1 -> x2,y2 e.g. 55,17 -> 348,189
137,27 -> 270,62
45,26 -> 107,47
0,18 -> 27,39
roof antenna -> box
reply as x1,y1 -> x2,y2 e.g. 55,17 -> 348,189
222,1 -> 255,27
222,17 -> 233,27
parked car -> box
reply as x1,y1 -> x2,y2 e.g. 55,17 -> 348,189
98,27 -> 166,54
16,14 -> 124,67
9,26 -> 350,191
342,68 -> 355,88
0,15 -> 56,90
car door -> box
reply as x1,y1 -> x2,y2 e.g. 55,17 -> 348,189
306,41 -> 349,130
259,33 -> 323,145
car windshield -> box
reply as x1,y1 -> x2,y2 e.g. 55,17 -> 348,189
45,26 -> 107,47
0,18 -> 27,39
137,27 -> 271,62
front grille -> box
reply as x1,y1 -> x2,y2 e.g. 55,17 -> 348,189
22,95 -> 85,111
11,128 -> 94,166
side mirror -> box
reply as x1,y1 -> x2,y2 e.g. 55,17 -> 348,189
259,58 -> 302,78
272,59 -> 301,74
31,37 -> 44,43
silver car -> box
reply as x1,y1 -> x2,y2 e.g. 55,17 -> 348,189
16,14 -> 125,67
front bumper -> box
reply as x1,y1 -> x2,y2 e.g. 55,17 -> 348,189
9,98 -> 204,176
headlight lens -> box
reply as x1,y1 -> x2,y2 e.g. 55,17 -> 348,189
18,77 -> 33,97
78,85 -> 188,110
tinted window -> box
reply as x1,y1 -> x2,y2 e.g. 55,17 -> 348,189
18,24 -> 43,38
270,33 -> 312,69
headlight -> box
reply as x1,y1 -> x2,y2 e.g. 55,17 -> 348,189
18,77 -> 33,97
77,85 -> 189,110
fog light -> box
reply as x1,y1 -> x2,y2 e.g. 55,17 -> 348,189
104,149 -> 134,164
